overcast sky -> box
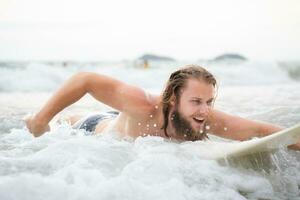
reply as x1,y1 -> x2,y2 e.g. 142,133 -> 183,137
0,0 -> 299,61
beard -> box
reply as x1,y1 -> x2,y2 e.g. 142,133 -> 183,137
171,108 -> 207,141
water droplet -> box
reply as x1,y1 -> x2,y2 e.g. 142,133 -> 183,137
205,125 -> 210,130
150,115 -> 153,118
146,124 -> 149,127
138,122 -> 141,126
200,130 -> 204,134
153,123 -> 157,127
224,127 -> 228,131
155,105 -> 158,109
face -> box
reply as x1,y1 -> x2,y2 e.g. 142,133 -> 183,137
170,78 -> 215,139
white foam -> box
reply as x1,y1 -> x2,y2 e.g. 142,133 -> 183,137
1,125 -> 300,199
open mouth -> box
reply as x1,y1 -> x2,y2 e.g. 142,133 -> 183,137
193,117 -> 205,124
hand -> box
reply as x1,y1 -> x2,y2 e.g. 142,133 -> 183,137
288,141 -> 300,151
25,115 -> 50,137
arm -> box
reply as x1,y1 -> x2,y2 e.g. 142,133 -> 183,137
208,109 -> 300,150
26,72 -> 154,137
208,109 -> 282,140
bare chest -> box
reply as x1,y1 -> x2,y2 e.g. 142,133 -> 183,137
113,113 -> 164,138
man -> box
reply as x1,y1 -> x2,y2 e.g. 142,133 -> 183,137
25,65 -> 300,149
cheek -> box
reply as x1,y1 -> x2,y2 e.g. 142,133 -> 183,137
178,102 -> 196,116
208,106 -> 213,112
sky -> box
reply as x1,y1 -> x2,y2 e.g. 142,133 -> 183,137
0,0 -> 299,61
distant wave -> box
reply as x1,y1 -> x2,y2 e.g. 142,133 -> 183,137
278,61 -> 300,81
0,61 -> 298,92
0,63 -> 73,92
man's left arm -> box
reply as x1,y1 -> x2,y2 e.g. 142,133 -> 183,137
208,109 -> 300,150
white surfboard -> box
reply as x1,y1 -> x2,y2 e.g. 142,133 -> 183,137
191,123 -> 300,160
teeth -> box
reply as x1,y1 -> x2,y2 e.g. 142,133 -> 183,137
193,117 -> 205,123
194,117 -> 204,120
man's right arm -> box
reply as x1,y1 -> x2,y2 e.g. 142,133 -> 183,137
26,72 -> 154,137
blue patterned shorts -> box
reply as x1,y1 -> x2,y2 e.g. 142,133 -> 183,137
72,111 -> 119,132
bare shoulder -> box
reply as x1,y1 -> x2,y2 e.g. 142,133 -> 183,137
118,85 -> 160,117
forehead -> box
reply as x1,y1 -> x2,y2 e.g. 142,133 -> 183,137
180,78 -> 215,99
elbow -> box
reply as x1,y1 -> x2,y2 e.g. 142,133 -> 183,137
71,72 -> 94,92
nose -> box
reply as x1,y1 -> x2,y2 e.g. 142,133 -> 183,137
199,104 -> 210,116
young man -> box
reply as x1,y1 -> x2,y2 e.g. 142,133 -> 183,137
25,65 -> 300,149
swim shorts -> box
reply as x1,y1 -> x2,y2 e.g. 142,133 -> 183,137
72,111 -> 119,132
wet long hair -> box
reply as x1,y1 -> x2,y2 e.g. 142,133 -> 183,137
160,65 -> 217,139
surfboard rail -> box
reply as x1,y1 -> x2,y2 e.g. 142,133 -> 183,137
192,123 -> 300,160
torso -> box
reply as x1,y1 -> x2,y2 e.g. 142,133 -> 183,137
95,95 -> 166,139
95,112 -> 165,138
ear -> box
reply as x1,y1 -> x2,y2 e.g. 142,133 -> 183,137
170,95 -> 176,106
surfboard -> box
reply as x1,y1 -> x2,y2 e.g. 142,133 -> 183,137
192,123 -> 300,160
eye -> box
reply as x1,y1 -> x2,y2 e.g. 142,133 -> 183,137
190,99 -> 201,105
207,100 -> 213,106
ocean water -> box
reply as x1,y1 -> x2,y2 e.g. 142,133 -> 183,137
0,59 -> 300,200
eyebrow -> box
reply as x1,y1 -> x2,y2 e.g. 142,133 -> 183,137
191,97 -> 214,101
